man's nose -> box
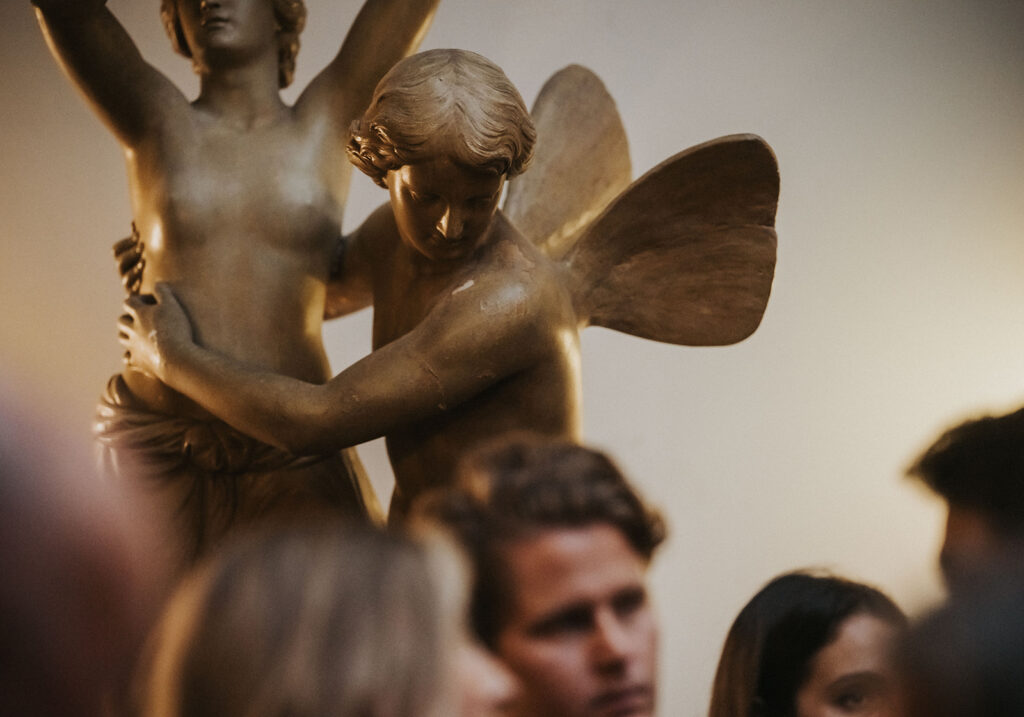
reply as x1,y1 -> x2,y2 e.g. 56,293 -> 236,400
436,205 -> 465,240
591,610 -> 634,672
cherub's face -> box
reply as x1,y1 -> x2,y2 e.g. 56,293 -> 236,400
387,157 -> 505,263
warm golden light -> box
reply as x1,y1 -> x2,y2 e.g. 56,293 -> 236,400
4,1 -> 1023,713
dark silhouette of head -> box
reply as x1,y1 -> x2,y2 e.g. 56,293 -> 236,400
908,404 -> 1024,592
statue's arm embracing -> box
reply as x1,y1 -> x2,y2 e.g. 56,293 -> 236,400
125,271 -> 553,457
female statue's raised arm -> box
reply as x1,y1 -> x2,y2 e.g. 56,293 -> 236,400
296,0 -> 440,129
32,0 -> 187,148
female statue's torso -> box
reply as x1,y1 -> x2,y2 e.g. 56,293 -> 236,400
34,0 -> 442,562
124,106 -> 346,417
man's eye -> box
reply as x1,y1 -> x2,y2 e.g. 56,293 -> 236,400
612,588 -> 647,618
530,609 -> 593,638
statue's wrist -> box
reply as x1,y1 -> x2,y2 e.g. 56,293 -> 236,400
33,0 -> 107,18
158,335 -> 191,383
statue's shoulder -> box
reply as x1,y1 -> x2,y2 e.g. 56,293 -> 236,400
466,221 -> 575,335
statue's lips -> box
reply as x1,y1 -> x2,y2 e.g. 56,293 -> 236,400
201,16 -> 230,29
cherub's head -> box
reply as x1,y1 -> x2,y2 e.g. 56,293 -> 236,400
160,0 -> 306,88
348,49 -> 536,262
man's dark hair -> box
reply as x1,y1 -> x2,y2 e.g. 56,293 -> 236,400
907,405 -> 1024,535
416,435 -> 665,648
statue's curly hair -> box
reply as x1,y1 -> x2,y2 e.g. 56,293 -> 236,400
160,0 -> 306,89
348,49 -> 536,187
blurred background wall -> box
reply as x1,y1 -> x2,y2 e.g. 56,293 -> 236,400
3,2 -> 1023,714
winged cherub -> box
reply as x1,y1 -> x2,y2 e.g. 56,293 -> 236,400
119,49 -> 779,519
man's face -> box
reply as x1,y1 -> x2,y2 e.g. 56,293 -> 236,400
940,503 -> 1005,594
494,524 -> 658,717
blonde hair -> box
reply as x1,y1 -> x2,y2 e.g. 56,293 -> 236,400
348,49 -> 536,188
160,0 -> 306,88
141,524 -> 454,717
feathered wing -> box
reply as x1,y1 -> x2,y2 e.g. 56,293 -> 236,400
503,65 -> 631,259
564,134 -> 779,346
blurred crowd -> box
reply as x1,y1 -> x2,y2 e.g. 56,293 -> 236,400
3,380 -> 1024,717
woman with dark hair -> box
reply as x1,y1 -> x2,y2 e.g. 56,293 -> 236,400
709,571 -> 906,717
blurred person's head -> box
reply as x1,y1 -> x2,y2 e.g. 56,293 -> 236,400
898,566 -> 1024,717
419,436 -> 665,717
907,405 -> 1024,594
709,571 -> 907,717
0,381 -> 162,716
140,521 -> 517,717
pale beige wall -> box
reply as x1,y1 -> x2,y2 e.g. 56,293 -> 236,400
4,2 -> 1024,714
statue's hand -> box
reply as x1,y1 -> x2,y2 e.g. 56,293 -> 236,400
113,224 -> 144,296
118,283 -> 191,381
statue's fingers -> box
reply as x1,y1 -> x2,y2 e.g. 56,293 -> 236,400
118,250 -> 139,275
122,274 -> 140,296
112,236 -> 135,257
152,283 -> 173,303
121,297 -> 143,319
117,312 -> 134,332
122,261 -> 145,294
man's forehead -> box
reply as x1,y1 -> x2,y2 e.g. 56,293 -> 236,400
499,524 -> 647,615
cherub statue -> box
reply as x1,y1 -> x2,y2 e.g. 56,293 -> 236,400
33,0 -> 439,568
120,49 -> 779,519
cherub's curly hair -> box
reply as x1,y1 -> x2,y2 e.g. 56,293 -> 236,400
348,49 -> 536,188
160,0 -> 306,89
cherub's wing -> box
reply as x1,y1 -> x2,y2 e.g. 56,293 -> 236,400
565,134 -> 778,346
504,65 -> 631,259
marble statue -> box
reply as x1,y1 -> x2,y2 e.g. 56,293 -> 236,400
33,0 -> 439,568
118,48 -> 779,520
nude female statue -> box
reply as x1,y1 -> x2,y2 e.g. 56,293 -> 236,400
34,0 -> 439,567
119,49 -> 780,520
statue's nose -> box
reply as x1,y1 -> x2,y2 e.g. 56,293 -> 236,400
436,205 -> 465,240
